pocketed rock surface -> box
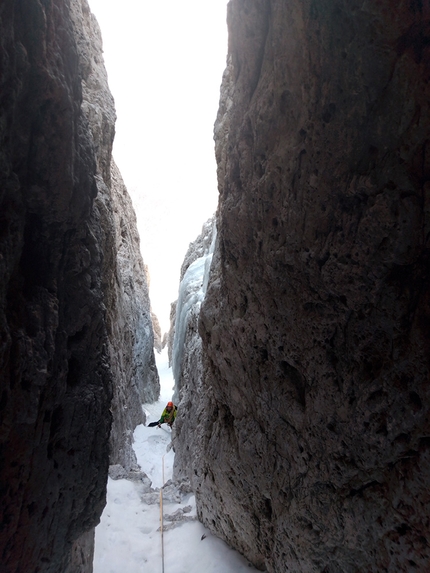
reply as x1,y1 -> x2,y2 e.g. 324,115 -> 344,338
0,1 -> 158,571
177,1 -> 430,572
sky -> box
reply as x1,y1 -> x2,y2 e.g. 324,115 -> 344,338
87,0 -> 229,332
93,350 -> 260,573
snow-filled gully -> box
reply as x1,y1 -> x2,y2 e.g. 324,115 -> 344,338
93,349 -> 259,573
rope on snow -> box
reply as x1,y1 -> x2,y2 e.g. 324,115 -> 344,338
160,455 -> 165,573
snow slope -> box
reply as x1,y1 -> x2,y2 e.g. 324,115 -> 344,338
93,349 -> 260,573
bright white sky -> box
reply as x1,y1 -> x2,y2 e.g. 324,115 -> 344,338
87,0 -> 229,332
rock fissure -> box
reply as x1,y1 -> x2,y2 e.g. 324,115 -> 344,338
2,0 -> 430,571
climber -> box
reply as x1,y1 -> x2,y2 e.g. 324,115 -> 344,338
158,401 -> 177,428
147,401 -> 177,428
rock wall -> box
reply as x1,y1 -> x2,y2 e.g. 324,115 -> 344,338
0,1 -> 158,571
152,310 -> 163,353
106,162 -> 159,471
179,1 -> 430,572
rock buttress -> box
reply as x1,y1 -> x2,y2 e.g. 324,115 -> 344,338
0,0 -> 158,571
192,1 -> 430,572
71,0 -> 160,471
106,161 -> 160,471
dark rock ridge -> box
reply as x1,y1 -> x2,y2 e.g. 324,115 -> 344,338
177,1 -> 430,572
0,1 -> 158,572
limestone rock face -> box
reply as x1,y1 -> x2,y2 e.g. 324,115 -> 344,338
167,300 -> 177,367
106,162 -> 159,471
152,311 -> 163,353
64,531 -> 95,573
183,1 -> 430,572
0,1 -> 157,571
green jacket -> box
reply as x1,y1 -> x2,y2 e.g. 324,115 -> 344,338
160,405 -> 177,425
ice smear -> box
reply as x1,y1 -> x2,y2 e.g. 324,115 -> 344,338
172,221 -> 216,390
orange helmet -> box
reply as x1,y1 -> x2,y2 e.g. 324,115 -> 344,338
167,401 -> 173,407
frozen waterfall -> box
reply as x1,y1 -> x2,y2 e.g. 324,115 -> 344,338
172,222 -> 216,391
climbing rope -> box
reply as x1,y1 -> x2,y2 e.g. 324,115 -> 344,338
160,455 -> 165,573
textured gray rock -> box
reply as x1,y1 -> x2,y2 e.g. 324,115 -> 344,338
178,1 -> 430,572
108,464 -> 152,492
72,0 -> 159,473
167,300 -> 177,367
152,310 -> 163,353
106,162 -> 159,471
65,531 -> 95,573
0,1 -> 158,571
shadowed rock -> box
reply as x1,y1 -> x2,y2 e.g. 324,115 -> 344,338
0,0 -> 158,571
176,1 -> 430,572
